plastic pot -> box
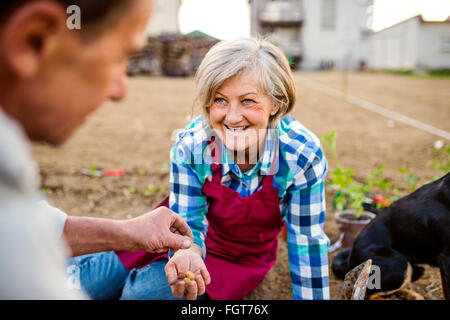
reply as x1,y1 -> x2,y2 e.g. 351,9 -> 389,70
329,210 -> 376,252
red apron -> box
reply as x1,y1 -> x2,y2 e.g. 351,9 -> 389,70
202,163 -> 284,299
115,163 -> 284,300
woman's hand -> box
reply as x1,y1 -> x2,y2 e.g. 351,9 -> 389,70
164,244 -> 211,300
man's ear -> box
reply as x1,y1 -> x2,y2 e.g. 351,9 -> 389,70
0,1 -> 68,79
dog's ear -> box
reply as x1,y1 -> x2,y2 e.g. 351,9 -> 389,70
410,264 -> 425,282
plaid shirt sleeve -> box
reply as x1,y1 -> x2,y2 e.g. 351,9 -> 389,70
285,142 -> 330,300
168,128 -> 210,258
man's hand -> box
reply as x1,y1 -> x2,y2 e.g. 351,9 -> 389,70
165,244 -> 211,300
123,206 -> 194,253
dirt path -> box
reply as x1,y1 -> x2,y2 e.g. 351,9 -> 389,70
32,72 -> 449,300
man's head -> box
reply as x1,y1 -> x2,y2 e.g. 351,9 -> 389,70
0,0 -> 153,145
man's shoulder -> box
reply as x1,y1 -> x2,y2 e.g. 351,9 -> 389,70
0,109 -> 40,194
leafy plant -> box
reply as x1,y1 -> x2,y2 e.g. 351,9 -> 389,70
322,131 -> 394,218
322,132 -> 449,220
398,166 -> 419,193
426,144 -> 450,178
89,165 -> 102,178
321,130 -> 368,218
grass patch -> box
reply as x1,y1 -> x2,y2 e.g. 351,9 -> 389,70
381,69 -> 450,78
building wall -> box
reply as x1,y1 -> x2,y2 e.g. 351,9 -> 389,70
367,16 -> 420,70
367,17 -> 450,70
249,0 -> 303,60
301,0 -> 373,70
417,23 -> 450,69
146,0 -> 181,36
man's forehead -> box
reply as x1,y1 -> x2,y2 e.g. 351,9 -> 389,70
118,1 -> 152,50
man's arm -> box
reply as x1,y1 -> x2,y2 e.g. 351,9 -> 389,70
62,216 -> 130,257
62,206 -> 193,257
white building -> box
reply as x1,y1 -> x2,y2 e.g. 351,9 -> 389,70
368,15 -> 450,70
146,0 -> 182,36
249,0 -> 373,70
249,0 -> 303,67
301,0 -> 373,70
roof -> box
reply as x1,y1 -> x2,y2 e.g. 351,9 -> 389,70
185,30 -> 219,40
374,15 -> 450,34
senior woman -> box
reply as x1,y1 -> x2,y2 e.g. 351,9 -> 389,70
68,37 -> 330,300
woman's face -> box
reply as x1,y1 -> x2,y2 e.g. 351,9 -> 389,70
209,72 -> 279,162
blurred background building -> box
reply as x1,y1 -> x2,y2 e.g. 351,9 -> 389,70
249,0 -> 303,68
128,0 -> 218,77
249,0 -> 374,70
128,0 -> 450,75
146,0 -> 182,36
369,15 -> 450,70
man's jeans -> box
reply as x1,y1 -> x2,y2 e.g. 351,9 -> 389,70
67,251 -> 181,300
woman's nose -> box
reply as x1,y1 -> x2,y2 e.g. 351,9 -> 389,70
225,103 -> 243,124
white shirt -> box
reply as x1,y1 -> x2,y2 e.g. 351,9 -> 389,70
0,108 -> 86,299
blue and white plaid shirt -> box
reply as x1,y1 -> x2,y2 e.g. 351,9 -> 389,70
169,115 -> 330,300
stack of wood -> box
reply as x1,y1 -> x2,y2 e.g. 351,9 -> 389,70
128,37 -> 164,76
127,33 -> 218,77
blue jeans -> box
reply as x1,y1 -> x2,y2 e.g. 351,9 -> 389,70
67,251 -> 182,300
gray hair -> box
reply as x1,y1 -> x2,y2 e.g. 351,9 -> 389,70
193,37 -> 296,127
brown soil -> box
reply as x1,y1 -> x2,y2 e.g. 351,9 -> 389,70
32,71 -> 449,300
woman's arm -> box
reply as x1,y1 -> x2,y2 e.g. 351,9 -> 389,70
285,151 -> 330,300
165,136 -> 211,299
169,140 -> 210,258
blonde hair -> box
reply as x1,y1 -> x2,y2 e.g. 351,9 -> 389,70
193,37 -> 296,127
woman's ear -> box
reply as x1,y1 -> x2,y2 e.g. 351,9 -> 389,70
270,103 -> 280,116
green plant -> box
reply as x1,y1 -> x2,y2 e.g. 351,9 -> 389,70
143,184 -> 160,196
364,164 -> 392,209
426,144 -> 450,178
398,166 -> 419,193
89,165 -> 102,178
322,132 -> 449,219
321,131 -> 368,219
322,131 -> 395,218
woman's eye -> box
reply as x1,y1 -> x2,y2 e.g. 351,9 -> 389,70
242,99 -> 255,105
213,97 -> 226,104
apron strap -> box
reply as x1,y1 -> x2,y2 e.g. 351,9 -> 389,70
211,163 -> 222,184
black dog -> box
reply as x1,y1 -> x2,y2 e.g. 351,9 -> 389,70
332,172 -> 450,300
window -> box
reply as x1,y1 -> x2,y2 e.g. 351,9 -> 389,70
322,0 -> 336,30
442,34 -> 450,53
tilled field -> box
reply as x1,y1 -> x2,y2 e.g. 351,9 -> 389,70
32,71 -> 449,300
